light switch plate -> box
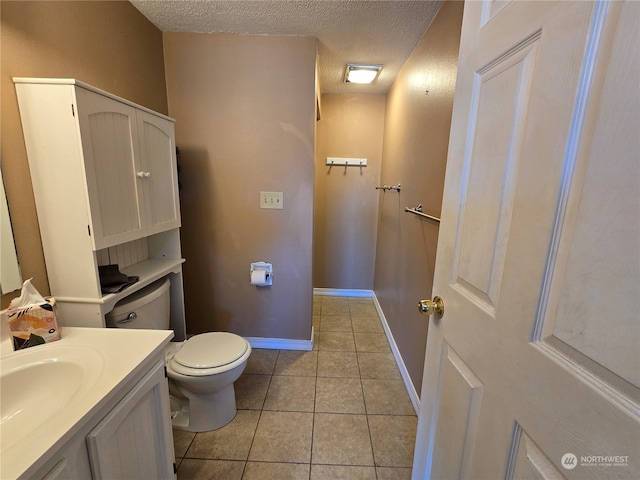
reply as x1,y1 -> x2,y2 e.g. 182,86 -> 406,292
260,191 -> 284,209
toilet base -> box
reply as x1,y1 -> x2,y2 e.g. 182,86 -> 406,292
170,383 -> 238,432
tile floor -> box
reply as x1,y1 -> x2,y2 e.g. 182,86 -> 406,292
173,295 -> 417,480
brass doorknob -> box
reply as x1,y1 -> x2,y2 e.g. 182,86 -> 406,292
418,296 -> 444,318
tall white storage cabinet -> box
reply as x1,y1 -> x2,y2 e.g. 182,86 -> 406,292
14,78 -> 186,340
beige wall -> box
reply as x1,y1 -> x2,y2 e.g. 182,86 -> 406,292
374,1 -> 464,393
1,1 -> 167,308
163,33 -> 316,339
314,94 -> 385,289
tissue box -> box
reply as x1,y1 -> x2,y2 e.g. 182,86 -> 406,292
6,298 -> 61,350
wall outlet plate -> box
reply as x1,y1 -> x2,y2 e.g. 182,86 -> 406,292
260,191 -> 284,210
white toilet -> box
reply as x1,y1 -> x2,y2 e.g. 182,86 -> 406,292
106,277 -> 252,432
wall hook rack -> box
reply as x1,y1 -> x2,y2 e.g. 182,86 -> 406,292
326,157 -> 368,167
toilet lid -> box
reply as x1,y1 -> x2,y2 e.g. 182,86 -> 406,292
173,332 -> 248,369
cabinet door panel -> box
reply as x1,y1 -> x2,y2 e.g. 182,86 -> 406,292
76,88 -> 146,249
32,433 -> 93,480
137,111 -> 181,235
87,361 -> 175,480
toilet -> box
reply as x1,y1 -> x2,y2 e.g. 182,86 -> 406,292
106,277 -> 251,432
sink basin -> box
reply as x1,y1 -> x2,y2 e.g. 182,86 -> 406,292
0,344 -> 104,452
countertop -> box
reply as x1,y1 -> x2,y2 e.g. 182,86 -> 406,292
0,322 -> 173,479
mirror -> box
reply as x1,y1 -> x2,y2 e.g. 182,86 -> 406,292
1,168 -> 22,294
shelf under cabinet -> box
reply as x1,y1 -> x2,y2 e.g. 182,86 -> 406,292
55,257 -> 185,314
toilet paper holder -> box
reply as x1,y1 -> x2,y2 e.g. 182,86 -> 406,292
250,262 -> 273,286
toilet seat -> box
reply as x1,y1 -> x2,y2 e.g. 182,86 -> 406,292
170,332 -> 250,377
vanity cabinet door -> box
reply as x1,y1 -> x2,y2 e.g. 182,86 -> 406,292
31,433 -> 93,480
136,111 -> 181,235
75,87 -> 146,250
86,360 -> 175,480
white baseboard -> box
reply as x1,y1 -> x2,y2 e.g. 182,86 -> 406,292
371,292 -> 420,415
314,288 -> 420,414
246,327 -> 314,351
313,288 -> 373,298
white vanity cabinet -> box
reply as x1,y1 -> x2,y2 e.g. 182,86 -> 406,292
86,360 -> 175,479
1,328 -> 175,480
30,359 -> 175,480
14,78 -> 186,337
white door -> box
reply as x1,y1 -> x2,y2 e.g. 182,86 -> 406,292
413,1 -> 639,479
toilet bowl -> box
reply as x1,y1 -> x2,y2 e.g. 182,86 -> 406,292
106,277 -> 251,432
166,332 -> 251,431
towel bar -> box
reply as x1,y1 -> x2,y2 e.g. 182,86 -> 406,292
404,204 -> 440,223
375,184 -> 402,192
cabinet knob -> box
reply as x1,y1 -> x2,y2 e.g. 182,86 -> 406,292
136,171 -> 145,178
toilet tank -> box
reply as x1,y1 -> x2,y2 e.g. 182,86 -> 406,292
106,277 -> 171,330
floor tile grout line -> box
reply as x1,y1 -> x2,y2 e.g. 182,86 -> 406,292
308,358 -> 318,478
352,305 -> 381,478
365,411 -> 380,480
240,349 -> 279,476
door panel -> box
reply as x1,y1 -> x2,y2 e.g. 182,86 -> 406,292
430,343 -> 484,480
536,0 -> 640,392
508,426 -> 565,480
452,34 -> 538,315
481,0 -> 509,28
414,1 -> 639,478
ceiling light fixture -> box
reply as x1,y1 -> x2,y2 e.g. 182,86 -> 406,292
344,64 -> 383,84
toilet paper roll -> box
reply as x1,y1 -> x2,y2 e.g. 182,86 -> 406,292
251,269 -> 268,286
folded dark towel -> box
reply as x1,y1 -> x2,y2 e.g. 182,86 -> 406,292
99,265 -> 139,294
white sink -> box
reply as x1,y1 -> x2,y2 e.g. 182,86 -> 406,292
0,344 -> 104,452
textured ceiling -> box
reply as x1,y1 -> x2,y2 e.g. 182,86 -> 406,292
129,0 -> 443,94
